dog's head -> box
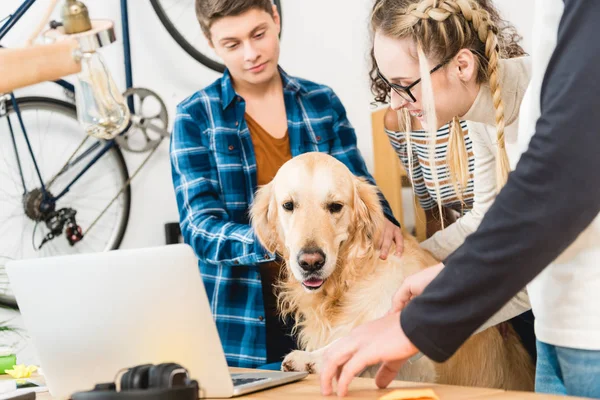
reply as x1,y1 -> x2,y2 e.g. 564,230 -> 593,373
250,152 -> 385,293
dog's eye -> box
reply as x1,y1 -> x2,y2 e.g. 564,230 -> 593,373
282,201 -> 294,212
328,203 -> 343,214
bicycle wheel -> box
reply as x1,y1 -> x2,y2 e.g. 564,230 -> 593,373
0,97 -> 131,308
150,0 -> 283,73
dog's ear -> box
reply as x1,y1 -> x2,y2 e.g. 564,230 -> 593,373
250,181 -> 279,253
352,177 -> 386,245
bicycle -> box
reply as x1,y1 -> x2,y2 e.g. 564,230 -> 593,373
0,0 -> 285,309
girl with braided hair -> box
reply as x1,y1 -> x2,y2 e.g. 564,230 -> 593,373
368,0 -> 536,366
370,0 -> 530,260
367,0 -> 534,351
368,0 -> 526,239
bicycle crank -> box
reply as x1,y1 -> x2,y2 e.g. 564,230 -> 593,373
116,87 -> 169,153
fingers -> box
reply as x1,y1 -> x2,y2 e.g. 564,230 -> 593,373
376,224 -> 385,250
394,229 -> 404,256
320,340 -> 355,396
390,280 -> 413,314
375,360 -> 406,389
336,350 -> 372,397
390,264 -> 445,313
379,229 -> 393,260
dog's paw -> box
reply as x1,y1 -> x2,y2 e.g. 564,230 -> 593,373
281,350 -> 320,374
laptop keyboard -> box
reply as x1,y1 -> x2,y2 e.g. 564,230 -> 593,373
232,377 -> 269,386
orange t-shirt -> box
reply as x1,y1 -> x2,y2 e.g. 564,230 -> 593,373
246,113 -> 291,318
246,113 -> 292,186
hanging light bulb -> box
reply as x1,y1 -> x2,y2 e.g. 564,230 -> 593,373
73,48 -> 130,140
42,1 -> 130,140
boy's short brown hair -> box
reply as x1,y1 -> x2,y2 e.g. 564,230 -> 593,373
195,0 -> 274,40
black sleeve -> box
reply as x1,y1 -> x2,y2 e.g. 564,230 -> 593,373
400,0 -> 600,362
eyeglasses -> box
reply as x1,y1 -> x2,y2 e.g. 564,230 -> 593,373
377,61 -> 447,103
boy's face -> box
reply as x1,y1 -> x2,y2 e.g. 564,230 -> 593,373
209,7 -> 281,86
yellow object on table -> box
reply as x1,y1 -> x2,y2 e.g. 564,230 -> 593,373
379,388 -> 439,400
5,365 -> 38,380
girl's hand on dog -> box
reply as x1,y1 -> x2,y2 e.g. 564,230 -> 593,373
378,219 -> 404,259
390,263 -> 445,313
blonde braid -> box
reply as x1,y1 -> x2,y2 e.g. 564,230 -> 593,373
455,0 -> 510,190
447,116 -> 469,203
483,35 -> 509,188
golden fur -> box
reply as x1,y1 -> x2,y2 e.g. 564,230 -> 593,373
250,152 -> 533,390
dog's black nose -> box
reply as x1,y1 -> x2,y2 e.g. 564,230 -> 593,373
297,247 -> 326,272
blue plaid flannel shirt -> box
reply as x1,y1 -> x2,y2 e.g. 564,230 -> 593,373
170,67 -> 398,368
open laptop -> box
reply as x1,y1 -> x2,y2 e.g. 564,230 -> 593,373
6,244 -> 307,399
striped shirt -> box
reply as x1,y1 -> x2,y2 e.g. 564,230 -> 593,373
385,121 -> 475,213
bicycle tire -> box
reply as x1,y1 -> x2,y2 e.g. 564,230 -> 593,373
0,97 -> 131,308
150,0 -> 283,73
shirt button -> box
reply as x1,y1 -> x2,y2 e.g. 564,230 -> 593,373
228,145 -> 235,151
316,136 -> 322,141
234,260 -> 239,265
258,316 -> 264,322
263,254 -> 270,260
235,121 -> 239,127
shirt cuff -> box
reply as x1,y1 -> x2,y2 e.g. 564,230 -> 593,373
250,233 -> 276,264
400,307 -> 453,363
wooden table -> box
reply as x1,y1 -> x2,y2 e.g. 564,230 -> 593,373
12,368 -> 589,400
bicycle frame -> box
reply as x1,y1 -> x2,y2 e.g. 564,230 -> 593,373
0,0 -> 135,204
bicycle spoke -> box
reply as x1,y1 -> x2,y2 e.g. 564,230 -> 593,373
0,198 -> 19,208
65,182 -> 125,201
36,110 -> 41,171
0,211 -> 26,223
85,221 -> 117,231
173,3 -> 188,27
46,133 -> 90,189
66,189 -> 122,203
58,165 -> 120,191
18,225 -> 26,259
0,137 -> 21,193
0,166 -> 19,195
0,185 -> 20,202
2,116 -> 28,194
40,109 -> 53,172
0,215 -> 26,241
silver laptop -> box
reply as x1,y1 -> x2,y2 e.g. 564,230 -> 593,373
6,244 -> 307,399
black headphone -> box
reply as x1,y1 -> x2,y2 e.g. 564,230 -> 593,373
71,363 -> 199,400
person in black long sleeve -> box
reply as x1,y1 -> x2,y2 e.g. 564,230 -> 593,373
320,0 -> 600,398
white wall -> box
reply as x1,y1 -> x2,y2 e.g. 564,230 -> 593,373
0,0 -> 534,364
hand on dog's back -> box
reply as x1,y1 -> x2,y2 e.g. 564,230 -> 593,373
389,262 -> 445,313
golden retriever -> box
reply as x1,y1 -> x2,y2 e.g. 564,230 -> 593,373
250,152 -> 534,390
